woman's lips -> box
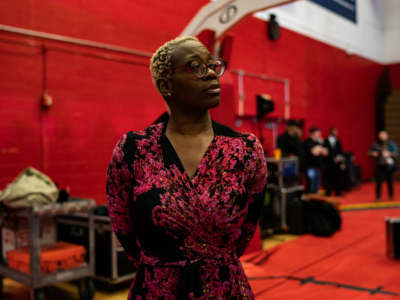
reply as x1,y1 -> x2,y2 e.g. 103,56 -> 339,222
205,87 -> 221,94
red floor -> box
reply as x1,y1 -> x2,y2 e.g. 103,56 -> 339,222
340,181 -> 400,205
242,184 -> 400,299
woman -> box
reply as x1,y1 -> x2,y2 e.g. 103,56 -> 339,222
106,36 -> 267,299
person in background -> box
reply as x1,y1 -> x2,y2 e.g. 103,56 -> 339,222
323,128 -> 345,196
277,119 -> 304,172
303,127 -> 328,194
369,130 -> 398,201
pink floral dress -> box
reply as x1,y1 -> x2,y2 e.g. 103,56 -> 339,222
106,121 -> 267,299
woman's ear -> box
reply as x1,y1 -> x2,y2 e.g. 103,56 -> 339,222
157,78 -> 172,97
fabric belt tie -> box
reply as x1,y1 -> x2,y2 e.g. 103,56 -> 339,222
140,253 -> 239,300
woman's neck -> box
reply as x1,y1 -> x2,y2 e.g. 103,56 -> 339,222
166,110 -> 213,136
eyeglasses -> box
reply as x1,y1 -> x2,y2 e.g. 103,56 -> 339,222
171,58 -> 226,79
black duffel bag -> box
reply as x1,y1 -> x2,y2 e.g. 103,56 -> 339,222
303,199 -> 342,237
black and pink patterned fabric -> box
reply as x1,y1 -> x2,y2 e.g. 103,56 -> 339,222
106,121 -> 267,299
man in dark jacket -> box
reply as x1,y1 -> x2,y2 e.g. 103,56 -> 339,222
323,128 -> 345,196
277,119 -> 304,170
304,127 -> 328,194
369,131 -> 399,201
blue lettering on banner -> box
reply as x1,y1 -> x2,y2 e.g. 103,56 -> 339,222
309,0 -> 357,23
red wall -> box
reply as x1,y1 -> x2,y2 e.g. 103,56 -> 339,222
0,1 -> 385,204
389,63 -> 400,89
212,17 -> 383,181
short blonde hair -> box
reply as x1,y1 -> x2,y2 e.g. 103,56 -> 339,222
150,36 -> 200,86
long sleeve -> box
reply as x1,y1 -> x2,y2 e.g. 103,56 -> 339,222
390,141 -> 399,157
236,136 -> 267,257
106,132 -> 140,267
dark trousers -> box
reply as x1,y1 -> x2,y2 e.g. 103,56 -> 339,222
375,166 -> 394,199
324,163 -> 342,196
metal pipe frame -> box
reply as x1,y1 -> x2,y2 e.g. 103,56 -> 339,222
229,69 -> 291,120
0,24 -> 152,58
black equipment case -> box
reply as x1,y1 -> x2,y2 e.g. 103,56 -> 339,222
386,217 -> 400,259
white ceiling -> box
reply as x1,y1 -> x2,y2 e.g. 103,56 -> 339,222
253,0 -> 400,64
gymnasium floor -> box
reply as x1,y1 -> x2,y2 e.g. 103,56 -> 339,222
247,181 -> 400,300
2,182 -> 400,300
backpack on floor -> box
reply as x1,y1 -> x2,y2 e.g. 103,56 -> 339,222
303,200 -> 342,237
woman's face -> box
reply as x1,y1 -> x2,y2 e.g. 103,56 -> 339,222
168,40 -> 221,111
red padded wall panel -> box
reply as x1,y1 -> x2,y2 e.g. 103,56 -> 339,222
196,29 -> 216,54
389,63 -> 400,89
0,43 -> 42,188
0,0 -> 207,203
0,1 -> 385,203
37,51 -> 164,201
0,0 -> 209,53
220,34 -> 234,63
